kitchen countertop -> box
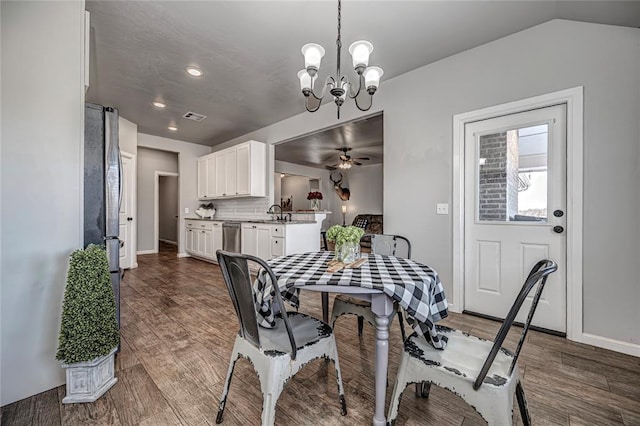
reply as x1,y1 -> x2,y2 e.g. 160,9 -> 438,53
185,217 -> 316,224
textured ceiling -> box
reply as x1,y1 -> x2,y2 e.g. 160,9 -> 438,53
85,1 -> 640,147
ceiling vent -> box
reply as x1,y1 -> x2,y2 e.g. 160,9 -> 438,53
182,111 -> 207,122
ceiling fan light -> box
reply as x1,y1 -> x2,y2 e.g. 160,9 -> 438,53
364,66 -> 384,91
301,43 -> 325,72
348,40 -> 373,70
338,162 -> 352,170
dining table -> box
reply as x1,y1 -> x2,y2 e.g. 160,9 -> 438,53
255,250 -> 449,426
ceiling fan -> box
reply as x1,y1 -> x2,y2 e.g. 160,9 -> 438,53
328,147 -> 370,170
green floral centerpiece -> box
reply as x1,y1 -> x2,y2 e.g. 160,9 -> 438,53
326,224 -> 365,263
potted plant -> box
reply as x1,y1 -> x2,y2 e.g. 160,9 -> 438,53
326,224 -> 365,263
307,191 -> 323,210
56,244 -> 119,403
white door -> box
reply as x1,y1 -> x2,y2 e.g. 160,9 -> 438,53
119,152 -> 135,269
241,224 -> 258,257
214,152 -> 227,197
464,105 -> 567,332
257,225 -> 272,260
236,143 -> 250,195
225,149 -> 238,196
197,157 -> 208,199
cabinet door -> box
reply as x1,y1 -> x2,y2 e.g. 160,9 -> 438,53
186,228 -> 196,253
236,143 -> 250,195
214,152 -> 227,196
257,225 -> 272,260
225,149 -> 237,196
206,156 -> 216,198
212,222 -> 223,255
197,158 -> 208,199
241,224 -> 258,257
203,230 -> 214,259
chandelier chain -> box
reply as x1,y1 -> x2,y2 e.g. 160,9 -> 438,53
336,0 -> 342,80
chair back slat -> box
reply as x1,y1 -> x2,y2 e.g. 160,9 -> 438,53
216,250 -> 299,359
370,234 -> 412,259
473,259 -> 558,390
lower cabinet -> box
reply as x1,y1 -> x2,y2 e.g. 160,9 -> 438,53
185,220 -> 223,262
241,223 -> 272,260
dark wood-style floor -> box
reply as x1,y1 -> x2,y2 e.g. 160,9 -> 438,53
3,242 -> 640,425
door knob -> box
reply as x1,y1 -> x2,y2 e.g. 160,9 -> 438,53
127,217 -> 133,221
553,226 -> 564,234
553,210 -> 564,218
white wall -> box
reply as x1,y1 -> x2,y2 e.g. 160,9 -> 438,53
136,147 -> 178,252
281,175 -> 312,211
159,176 -> 179,243
1,1 -> 85,406
118,116 -> 137,155
137,133 -> 211,255
217,20 -> 640,348
342,164 -> 383,225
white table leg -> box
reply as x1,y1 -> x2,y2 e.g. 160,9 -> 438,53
371,293 -> 394,426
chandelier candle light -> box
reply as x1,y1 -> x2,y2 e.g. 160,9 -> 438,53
297,0 -> 383,119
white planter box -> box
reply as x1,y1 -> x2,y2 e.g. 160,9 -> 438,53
61,348 -> 117,403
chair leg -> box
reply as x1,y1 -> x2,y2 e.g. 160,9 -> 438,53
414,381 -> 431,398
216,350 -> 240,424
516,381 -> 531,426
261,393 -> 277,426
331,343 -> 348,416
396,309 -> 407,342
387,353 -> 410,425
357,316 -> 364,336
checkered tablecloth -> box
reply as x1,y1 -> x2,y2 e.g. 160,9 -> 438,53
255,251 -> 449,349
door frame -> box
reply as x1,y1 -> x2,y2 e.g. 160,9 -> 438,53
452,86 -> 583,342
120,151 -> 137,268
154,171 -> 180,253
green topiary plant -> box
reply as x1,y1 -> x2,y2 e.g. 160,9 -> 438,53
56,244 -> 119,364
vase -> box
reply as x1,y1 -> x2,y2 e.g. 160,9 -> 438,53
311,199 -> 321,210
335,241 -> 360,264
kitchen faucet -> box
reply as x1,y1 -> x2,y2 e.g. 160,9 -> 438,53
267,204 -> 284,220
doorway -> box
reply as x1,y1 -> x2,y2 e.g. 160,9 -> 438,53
119,151 -> 136,269
154,171 -> 179,253
452,87 -> 584,340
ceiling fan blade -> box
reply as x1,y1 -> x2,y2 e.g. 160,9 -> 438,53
354,156 -> 370,160
353,161 -> 363,166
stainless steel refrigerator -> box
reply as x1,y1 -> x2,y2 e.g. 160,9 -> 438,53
84,103 -> 122,328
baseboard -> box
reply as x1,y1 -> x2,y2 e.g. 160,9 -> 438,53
136,250 -> 157,255
132,262 -> 139,269
159,239 -> 177,246
447,303 -> 458,313
581,333 -> 640,357
177,252 -> 191,258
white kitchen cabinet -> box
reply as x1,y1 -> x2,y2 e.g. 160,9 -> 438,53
197,155 -> 216,199
241,223 -> 272,260
185,220 -> 222,262
197,141 -> 266,199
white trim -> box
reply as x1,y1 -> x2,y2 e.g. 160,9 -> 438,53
120,151 -> 137,270
132,262 -> 139,269
137,249 -> 157,255
452,87 -> 584,342
582,333 -> 640,358
177,252 -> 191,258
153,171 -> 179,254
159,239 -> 177,246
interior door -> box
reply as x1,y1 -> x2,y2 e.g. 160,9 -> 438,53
464,104 -> 567,332
119,152 -> 134,269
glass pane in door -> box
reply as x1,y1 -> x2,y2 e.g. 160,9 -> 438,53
477,124 -> 548,222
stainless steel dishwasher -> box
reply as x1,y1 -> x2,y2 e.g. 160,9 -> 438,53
222,222 -> 242,253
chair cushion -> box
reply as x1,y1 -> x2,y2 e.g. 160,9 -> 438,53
405,326 -> 515,388
259,312 -> 332,356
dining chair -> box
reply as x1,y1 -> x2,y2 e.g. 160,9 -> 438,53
215,250 -> 347,426
387,259 -> 558,426
331,234 -> 411,340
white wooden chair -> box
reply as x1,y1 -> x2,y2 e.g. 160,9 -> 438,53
215,250 -> 347,426
331,234 -> 411,339
387,259 -> 557,426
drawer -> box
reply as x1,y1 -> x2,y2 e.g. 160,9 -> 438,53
271,225 -> 285,237
271,237 -> 284,257
186,220 -> 213,230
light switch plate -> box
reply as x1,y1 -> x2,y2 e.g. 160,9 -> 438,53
184,208 -> 189,214
436,203 -> 449,215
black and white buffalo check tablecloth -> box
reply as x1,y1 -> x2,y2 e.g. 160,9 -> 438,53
255,251 -> 450,349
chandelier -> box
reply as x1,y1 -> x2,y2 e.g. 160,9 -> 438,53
297,0 -> 383,119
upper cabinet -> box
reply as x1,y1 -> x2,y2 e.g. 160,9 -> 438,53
197,140 -> 266,200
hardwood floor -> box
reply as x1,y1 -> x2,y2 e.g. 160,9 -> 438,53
3,242 -> 639,425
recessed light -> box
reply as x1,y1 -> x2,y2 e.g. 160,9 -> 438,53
185,66 -> 203,77
152,101 -> 166,109
168,126 -> 178,131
